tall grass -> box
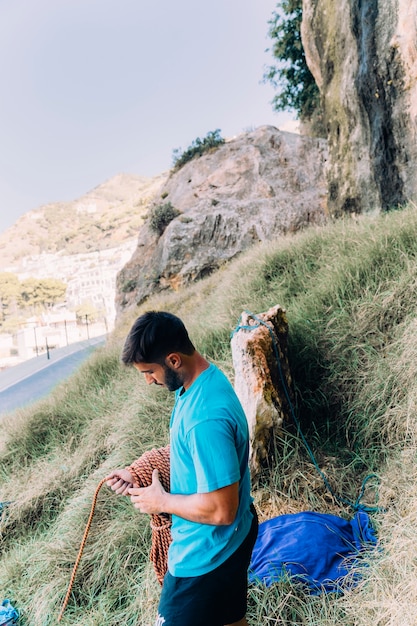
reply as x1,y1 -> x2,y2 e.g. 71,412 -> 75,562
2,207 -> 417,624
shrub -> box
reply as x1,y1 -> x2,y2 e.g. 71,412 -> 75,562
149,202 -> 181,235
172,129 -> 225,170
121,279 -> 136,293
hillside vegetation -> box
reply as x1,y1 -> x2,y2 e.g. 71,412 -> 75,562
2,207 -> 417,624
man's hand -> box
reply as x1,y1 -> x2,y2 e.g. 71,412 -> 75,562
126,472 -> 239,525
128,469 -> 167,514
105,469 -> 134,496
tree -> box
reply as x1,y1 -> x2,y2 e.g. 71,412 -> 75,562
264,0 -> 322,126
0,272 -> 20,323
74,301 -> 100,324
38,278 -> 67,307
19,278 -> 67,311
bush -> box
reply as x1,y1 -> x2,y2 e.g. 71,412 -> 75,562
121,279 -> 136,293
172,129 -> 225,170
149,202 -> 181,235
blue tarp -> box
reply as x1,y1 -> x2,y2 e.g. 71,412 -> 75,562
0,599 -> 18,625
249,510 -> 378,594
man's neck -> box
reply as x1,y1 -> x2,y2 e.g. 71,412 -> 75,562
182,352 -> 210,390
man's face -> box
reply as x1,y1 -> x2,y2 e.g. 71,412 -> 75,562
133,361 -> 183,392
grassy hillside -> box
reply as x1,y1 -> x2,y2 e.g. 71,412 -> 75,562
2,207 -> 417,624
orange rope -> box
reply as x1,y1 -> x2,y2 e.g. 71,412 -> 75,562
58,446 -> 172,622
58,476 -> 108,622
127,445 -> 172,585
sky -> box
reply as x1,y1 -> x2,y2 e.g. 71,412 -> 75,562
0,0 -> 294,235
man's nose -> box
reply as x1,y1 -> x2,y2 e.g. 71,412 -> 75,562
144,373 -> 155,385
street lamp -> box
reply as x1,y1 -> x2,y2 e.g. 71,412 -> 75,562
33,326 -> 39,357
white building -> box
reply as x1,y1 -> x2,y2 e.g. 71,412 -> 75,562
65,264 -> 116,327
14,313 -> 79,360
0,241 -> 136,367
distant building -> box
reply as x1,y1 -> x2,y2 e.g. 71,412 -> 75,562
0,241 -> 136,368
66,264 -> 116,327
13,241 -> 136,332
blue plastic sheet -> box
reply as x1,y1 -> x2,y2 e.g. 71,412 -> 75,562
249,510 -> 378,594
0,599 -> 19,625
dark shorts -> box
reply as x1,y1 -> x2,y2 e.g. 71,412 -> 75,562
155,505 -> 258,626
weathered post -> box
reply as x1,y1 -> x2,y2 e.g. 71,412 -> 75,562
231,305 -> 294,482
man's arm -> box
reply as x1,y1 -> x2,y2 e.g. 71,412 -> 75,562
129,469 -> 239,526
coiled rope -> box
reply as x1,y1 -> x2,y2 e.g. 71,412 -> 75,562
126,445 -> 172,584
58,445 -> 171,622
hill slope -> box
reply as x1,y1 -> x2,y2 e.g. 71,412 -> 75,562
0,172 -> 167,270
1,207 -> 417,624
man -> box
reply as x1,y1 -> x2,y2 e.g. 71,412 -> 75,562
106,311 -> 258,626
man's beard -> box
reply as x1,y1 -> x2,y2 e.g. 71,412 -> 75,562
163,365 -> 183,392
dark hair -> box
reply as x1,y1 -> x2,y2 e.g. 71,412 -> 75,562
121,311 -> 195,365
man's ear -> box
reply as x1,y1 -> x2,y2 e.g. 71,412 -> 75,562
166,353 -> 182,369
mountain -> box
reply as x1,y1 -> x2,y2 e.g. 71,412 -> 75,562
0,172 -> 167,272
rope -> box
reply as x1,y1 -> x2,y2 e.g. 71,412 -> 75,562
127,445 -> 172,585
58,477 -> 108,622
58,445 -> 172,622
232,310 -> 384,513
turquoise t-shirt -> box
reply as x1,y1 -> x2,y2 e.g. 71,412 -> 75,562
168,363 -> 253,577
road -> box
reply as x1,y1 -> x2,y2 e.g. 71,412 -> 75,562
0,336 -> 106,415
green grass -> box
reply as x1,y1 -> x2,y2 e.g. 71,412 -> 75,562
3,206 -> 417,624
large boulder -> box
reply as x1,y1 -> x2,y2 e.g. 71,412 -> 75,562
116,126 -> 327,312
302,0 -> 417,216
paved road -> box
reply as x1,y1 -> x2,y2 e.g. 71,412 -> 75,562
0,336 -> 106,415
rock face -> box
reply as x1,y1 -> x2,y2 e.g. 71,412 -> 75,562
230,306 -> 294,482
302,0 -> 417,216
116,126 -> 327,311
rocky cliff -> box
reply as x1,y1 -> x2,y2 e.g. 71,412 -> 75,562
302,0 -> 417,216
116,126 -> 328,312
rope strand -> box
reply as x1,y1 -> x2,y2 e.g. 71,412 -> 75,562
58,477 -> 108,622
58,446 -> 172,622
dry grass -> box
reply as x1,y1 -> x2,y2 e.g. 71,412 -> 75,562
2,206 -> 417,624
